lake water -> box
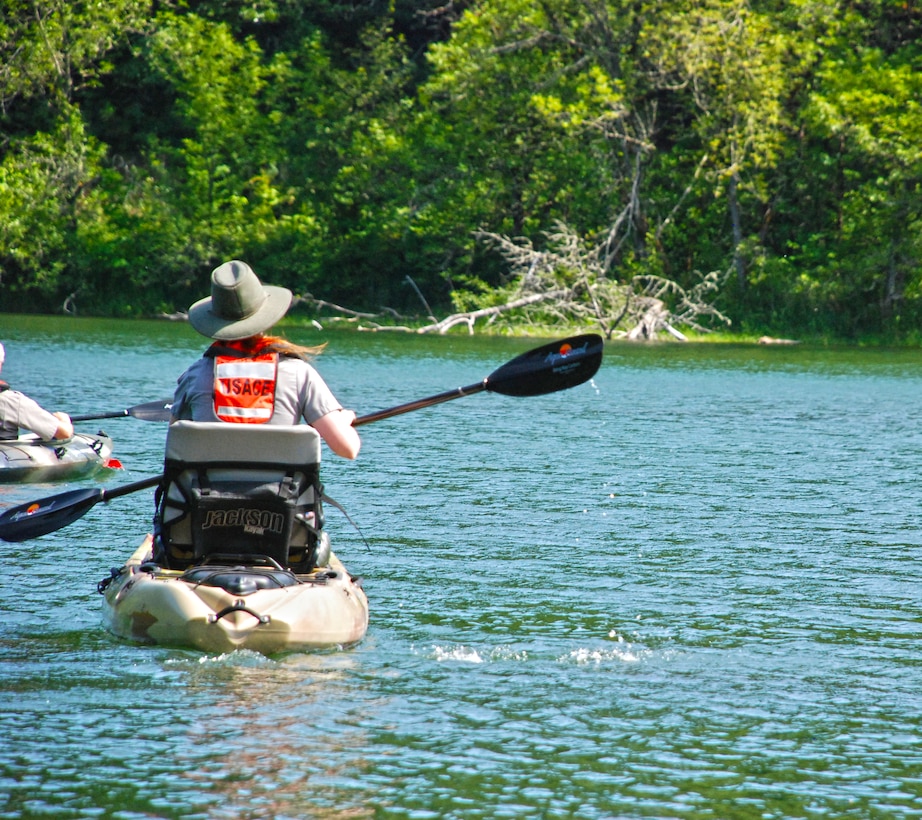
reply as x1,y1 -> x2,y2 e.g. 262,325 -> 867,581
1,315 -> 921,819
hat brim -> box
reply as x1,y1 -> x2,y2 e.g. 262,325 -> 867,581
188,285 -> 293,340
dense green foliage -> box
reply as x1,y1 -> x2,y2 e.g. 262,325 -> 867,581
1,0 -> 920,340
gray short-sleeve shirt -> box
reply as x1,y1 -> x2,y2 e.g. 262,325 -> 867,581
172,355 -> 343,425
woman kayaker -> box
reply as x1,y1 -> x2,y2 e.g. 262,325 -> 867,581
171,260 -> 361,459
0,343 -> 74,441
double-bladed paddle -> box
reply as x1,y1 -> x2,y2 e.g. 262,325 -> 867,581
0,334 -> 603,542
354,333 -> 603,425
70,399 -> 173,423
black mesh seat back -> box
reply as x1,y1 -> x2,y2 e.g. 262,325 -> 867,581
156,422 -> 322,569
188,479 -> 296,564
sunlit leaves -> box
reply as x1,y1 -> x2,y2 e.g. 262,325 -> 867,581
0,0 -> 153,112
1,0 -> 921,336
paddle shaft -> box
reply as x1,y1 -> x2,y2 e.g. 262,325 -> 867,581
102,474 -> 162,501
70,399 -> 173,423
355,381 -> 486,426
70,409 -> 134,421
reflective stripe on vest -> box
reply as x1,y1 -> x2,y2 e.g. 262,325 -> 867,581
213,353 -> 278,423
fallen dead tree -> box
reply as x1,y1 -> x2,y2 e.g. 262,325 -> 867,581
415,289 -> 571,334
625,297 -> 688,341
290,295 -> 417,331
291,222 -> 730,339
453,223 -> 730,340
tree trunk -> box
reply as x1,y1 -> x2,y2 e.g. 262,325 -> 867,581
729,171 -> 745,289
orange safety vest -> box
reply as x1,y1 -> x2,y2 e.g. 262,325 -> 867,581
213,352 -> 279,423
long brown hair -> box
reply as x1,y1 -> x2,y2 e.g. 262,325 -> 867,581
217,334 -> 326,361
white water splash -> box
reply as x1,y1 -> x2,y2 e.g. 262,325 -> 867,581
563,645 -> 643,664
430,645 -> 485,663
424,644 -> 529,663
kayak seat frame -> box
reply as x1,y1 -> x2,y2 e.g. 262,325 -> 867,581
153,421 -> 324,572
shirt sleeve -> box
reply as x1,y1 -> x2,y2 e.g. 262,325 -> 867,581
0,391 -> 61,440
173,358 -> 219,422
278,359 -> 343,425
302,363 -> 344,424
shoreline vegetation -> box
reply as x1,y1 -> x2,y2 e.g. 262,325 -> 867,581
2,4 -> 920,345
151,306 -> 905,348
4,306 -> 916,348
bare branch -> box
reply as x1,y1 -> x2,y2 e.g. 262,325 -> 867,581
416,288 -> 572,334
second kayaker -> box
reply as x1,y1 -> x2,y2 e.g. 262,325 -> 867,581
0,342 -> 74,441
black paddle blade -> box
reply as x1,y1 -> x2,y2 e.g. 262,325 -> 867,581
0,488 -> 104,542
354,333 -> 604,426
486,334 -> 603,397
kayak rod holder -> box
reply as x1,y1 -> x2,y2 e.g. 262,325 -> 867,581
208,599 -> 271,625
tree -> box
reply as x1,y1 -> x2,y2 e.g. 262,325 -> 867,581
804,44 -> 922,332
0,0 -> 152,311
639,0 -> 805,290
407,0 -> 735,336
0,0 -> 152,116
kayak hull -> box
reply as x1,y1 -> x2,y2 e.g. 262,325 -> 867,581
100,536 -> 369,655
0,432 -> 114,483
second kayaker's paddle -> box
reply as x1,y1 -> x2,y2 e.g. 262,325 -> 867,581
0,334 -> 603,541
0,475 -> 163,542
70,399 -> 174,423
354,333 -> 603,425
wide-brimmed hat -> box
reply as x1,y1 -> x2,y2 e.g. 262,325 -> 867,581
188,261 -> 292,341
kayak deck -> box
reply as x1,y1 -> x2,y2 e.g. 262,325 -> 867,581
99,535 -> 369,655
0,431 -> 115,483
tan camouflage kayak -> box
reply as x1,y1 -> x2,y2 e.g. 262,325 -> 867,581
98,534 -> 369,655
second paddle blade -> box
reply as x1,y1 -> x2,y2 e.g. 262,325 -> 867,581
0,488 -> 103,542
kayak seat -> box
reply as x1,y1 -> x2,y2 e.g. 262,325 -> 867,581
153,421 -> 324,572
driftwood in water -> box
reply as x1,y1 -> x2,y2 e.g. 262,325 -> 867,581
266,228 -> 730,341
156,311 -> 188,322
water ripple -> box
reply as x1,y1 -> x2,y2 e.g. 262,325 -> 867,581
3,325 -> 922,818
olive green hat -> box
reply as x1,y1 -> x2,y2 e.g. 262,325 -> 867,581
188,260 -> 292,341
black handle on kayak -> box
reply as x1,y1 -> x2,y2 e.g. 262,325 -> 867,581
0,334 -> 603,542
